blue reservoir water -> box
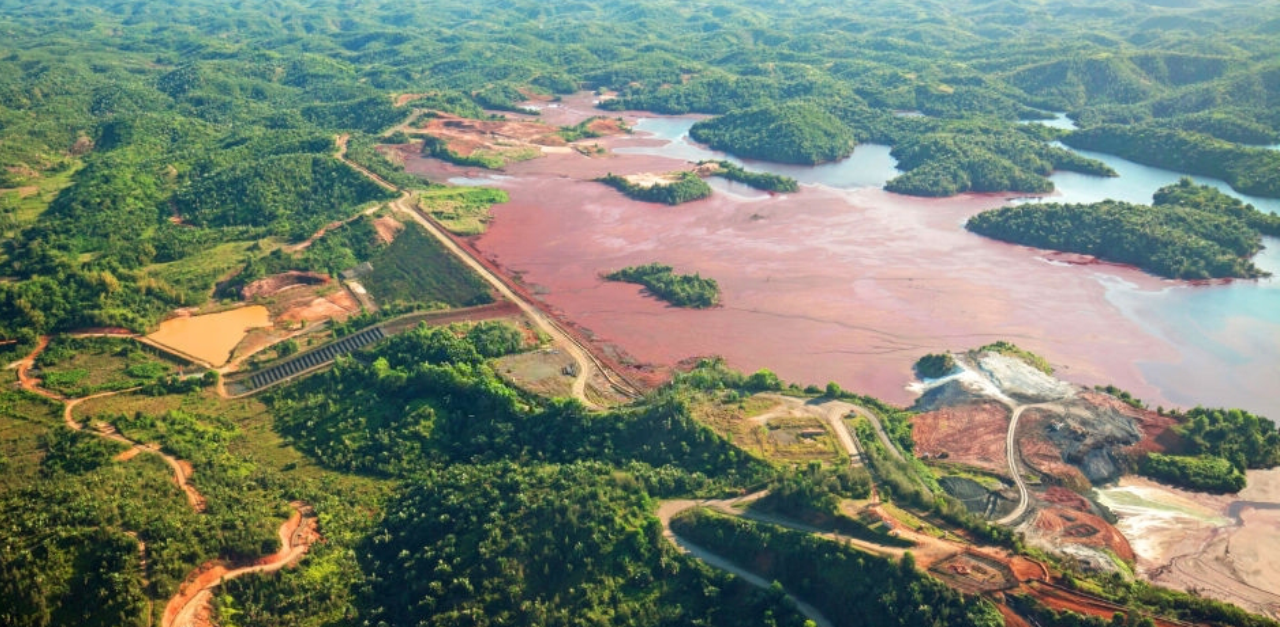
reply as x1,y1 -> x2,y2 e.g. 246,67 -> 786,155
621,115 -> 1280,416
616,117 -> 901,190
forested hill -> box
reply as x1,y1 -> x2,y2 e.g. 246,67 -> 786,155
2,0 -> 1280,336
966,180 -> 1274,280
6,3 -> 1280,627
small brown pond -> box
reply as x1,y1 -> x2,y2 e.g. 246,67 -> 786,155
146,306 -> 272,366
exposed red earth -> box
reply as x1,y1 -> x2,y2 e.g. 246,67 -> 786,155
1033,505 -> 1136,563
416,112 -> 568,156
404,134 -> 1181,410
913,401 -> 1011,476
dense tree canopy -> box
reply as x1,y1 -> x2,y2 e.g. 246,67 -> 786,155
966,199 -> 1268,280
597,172 -> 714,205
603,263 -> 721,308
690,102 -> 857,165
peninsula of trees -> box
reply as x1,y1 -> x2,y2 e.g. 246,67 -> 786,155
966,182 -> 1272,280
603,263 -> 721,308
596,172 -> 713,205
699,160 -> 799,193
689,103 -> 856,165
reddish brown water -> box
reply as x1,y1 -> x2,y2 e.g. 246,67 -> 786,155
405,96 -> 1279,414
146,305 -> 272,366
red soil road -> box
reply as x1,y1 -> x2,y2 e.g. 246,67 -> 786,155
15,334 -> 208,511
334,127 -> 641,402
1028,581 -> 1193,627
658,495 -> 1189,627
162,502 -> 318,627
14,335 -> 59,401
395,196 -> 644,400
64,391 -> 208,513
997,602 -> 1035,627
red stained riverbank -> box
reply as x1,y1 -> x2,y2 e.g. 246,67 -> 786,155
407,142 -> 1178,407
404,95 -> 1280,417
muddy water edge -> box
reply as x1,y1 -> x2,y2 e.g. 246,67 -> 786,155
145,306 -> 272,367
1096,470 -> 1280,618
404,94 -> 1279,418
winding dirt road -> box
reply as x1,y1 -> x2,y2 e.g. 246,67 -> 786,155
13,337 -> 209,512
162,501 -> 317,627
65,390 -> 209,512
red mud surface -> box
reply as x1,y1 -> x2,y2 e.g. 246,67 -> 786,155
402,93 -> 1277,417
407,147 -> 1176,407
912,401 -> 1010,475
1042,487 -> 1093,513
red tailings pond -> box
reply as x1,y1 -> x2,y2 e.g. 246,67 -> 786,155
405,93 -> 1280,419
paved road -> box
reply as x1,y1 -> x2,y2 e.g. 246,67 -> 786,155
996,402 -> 1061,526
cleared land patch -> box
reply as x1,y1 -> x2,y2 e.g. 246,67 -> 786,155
418,186 -> 509,236
35,336 -> 183,398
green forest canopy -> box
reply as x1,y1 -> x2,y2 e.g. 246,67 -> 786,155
3,0 -> 1280,337
966,182 -> 1272,280
2,1 -> 1280,626
603,263 -> 721,308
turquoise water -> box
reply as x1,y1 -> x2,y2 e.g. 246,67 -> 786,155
1023,112 -> 1077,131
1042,146 -> 1279,416
621,116 -> 1280,416
616,118 -> 901,190
624,116 -> 1280,215
1046,143 -> 1280,215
